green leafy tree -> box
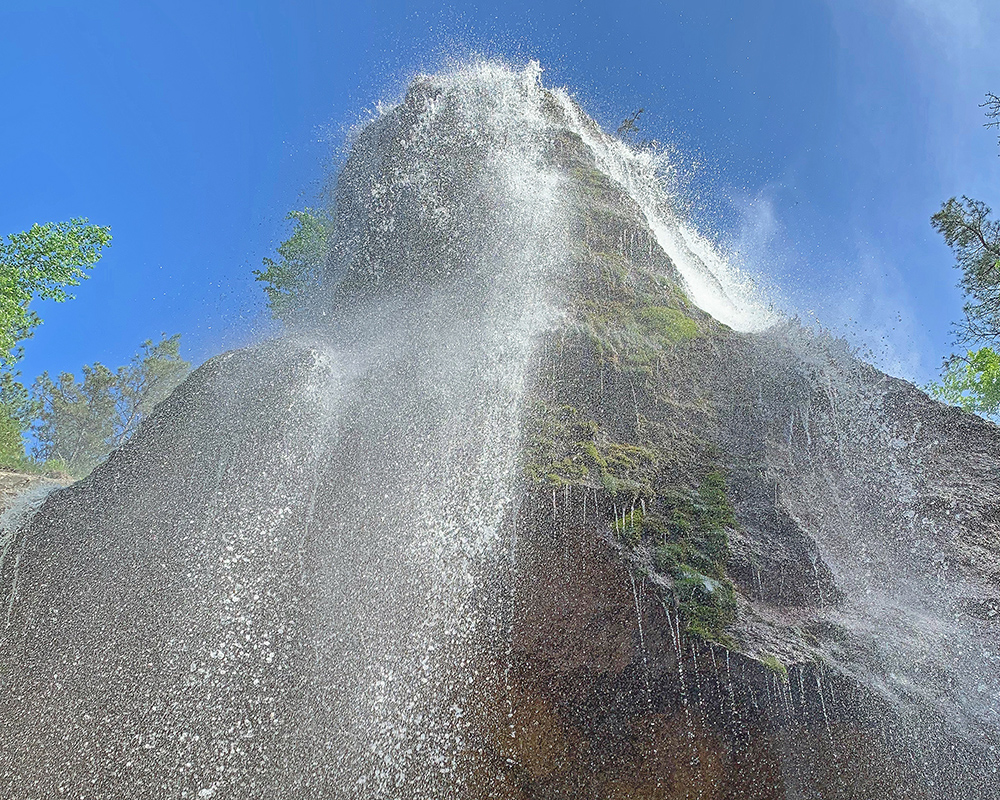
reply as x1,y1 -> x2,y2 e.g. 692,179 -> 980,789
32,334 -> 190,477
253,209 -> 333,322
0,218 -> 111,463
0,218 -> 112,367
0,373 -> 37,468
112,334 -> 189,446
927,347 -> 1000,418
928,95 -> 1000,420
32,364 -> 117,477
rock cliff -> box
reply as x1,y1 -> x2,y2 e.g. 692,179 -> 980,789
1,62 -> 998,799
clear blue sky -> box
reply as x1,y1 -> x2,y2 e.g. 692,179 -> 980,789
2,0 -> 998,384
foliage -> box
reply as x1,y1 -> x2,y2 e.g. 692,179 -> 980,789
926,347 -> 1000,419
32,364 -> 117,477
32,334 -> 190,477
760,653 -> 789,684
523,403 -> 660,498
651,471 -> 737,643
929,95 -> 1000,417
112,334 -> 189,445
0,372 -> 37,467
0,219 -> 111,368
984,92 -> 1000,148
253,209 -> 333,322
0,218 -> 111,463
931,196 -> 1000,344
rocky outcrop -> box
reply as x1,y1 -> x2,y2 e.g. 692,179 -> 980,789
0,469 -> 71,514
1,63 -> 998,799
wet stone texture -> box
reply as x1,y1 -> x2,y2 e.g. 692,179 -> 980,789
2,62 -> 1000,799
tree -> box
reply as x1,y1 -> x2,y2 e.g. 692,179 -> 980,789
0,218 -> 111,367
931,196 -> 1000,343
0,218 -> 111,463
32,364 -> 117,476
32,334 -> 190,477
617,108 -> 644,137
927,347 -> 1000,418
0,372 -> 36,467
112,334 -> 189,446
253,209 -> 333,322
984,92 -> 1000,149
928,96 -> 1000,420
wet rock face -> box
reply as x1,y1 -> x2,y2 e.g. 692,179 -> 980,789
2,63 -> 1000,799
1,329 -> 998,798
461,503 -> 935,800
0,344 -> 333,798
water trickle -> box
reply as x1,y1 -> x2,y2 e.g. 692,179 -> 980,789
0,58 -> 997,798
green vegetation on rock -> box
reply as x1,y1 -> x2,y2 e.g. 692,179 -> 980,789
524,402 -> 659,498
0,219 -> 112,464
524,397 -> 738,644
650,471 -> 737,643
522,152 -> 740,646
760,653 -> 790,684
611,507 -> 644,546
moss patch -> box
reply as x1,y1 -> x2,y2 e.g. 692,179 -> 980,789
611,508 -> 644,547
636,305 -> 702,344
524,164 -> 740,648
524,403 -> 659,499
760,653 -> 789,684
645,471 -> 737,644
523,401 -> 738,645
572,292 -> 703,379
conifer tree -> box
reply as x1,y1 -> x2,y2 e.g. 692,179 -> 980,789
928,95 -> 1000,419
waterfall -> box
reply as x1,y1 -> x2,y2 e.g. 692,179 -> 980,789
1,59 -> 998,800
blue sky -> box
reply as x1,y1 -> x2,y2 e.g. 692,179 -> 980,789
2,0 -> 998,384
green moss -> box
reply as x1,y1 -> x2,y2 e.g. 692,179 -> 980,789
572,292 -> 702,379
675,565 -> 737,645
636,305 -> 702,344
696,470 -> 736,529
760,653 -> 789,684
523,310 -> 738,644
611,508 -> 644,547
571,165 -> 616,198
523,402 -> 659,498
649,472 -> 738,643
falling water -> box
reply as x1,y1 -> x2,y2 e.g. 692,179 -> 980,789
0,59 -> 998,799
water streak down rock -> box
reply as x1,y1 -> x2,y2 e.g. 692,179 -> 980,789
1,62 -> 998,799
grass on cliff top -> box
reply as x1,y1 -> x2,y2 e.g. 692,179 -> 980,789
0,453 -> 74,479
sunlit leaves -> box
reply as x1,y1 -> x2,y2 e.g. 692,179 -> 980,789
0,218 -> 112,367
253,209 -> 332,322
926,347 -> 1000,421
32,334 -> 190,477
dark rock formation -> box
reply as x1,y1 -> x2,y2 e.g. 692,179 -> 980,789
1,62 -> 998,799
